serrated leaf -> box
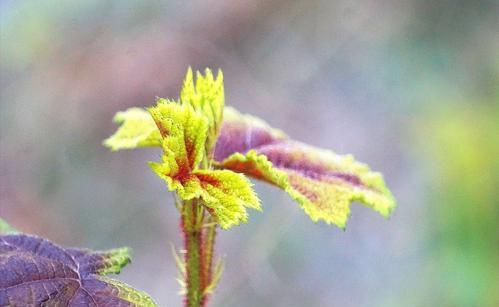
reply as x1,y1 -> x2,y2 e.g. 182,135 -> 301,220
66,246 -> 131,276
148,99 -> 208,173
191,170 -> 261,229
180,68 -> 224,155
148,100 -> 260,229
150,161 -> 261,229
0,234 -> 157,306
103,104 -> 395,228
214,107 -> 396,229
103,107 -> 160,151
105,68 -> 224,155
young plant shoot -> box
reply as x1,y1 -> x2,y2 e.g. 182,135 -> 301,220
104,68 -> 396,307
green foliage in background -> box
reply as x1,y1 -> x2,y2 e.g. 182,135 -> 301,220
419,103 -> 499,306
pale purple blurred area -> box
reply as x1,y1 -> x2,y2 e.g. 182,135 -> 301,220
1,1 -> 498,306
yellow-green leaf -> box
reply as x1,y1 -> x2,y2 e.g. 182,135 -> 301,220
0,218 -> 18,234
97,276 -> 157,307
150,162 -> 261,229
148,99 -> 208,172
103,107 -> 161,151
214,108 -> 396,229
193,170 -> 261,229
180,68 -> 224,155
147,100 -> 260,228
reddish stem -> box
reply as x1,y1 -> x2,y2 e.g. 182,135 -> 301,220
182,201 -> 206,307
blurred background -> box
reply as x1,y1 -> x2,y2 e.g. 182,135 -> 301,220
1,1 -> 498,306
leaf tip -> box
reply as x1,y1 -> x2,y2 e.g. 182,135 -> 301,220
97,247 -> 132,275
0,218 -> 18,234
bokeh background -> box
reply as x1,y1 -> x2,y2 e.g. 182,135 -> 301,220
1,1 -> 498,306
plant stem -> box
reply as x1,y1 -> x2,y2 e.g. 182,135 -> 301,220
203,219 -> 217,282
182,153 -> 219,307
182,200 -> 205,307
201,217 -> 217,306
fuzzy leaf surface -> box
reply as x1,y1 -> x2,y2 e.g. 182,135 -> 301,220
148,99 -> 208,173
180,68 -> 224,154
103,108 -> 160,151
214,107 -> 396,229
148,101 -> 260,229
0,234 -> 156,306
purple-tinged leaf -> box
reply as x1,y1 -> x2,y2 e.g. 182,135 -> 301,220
0,234 -> 156,306
214,107 -> 396,229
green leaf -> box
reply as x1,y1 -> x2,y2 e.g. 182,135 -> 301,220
0,218 -> 18,234
150,162 -> 261,229
94,247 -> 131,275
148,98 -> 208,172
97,276 -> 157,306
148,100 -> 260,229
192,170 -> 261,229
214,107 -> 396,229
180,67 -> 224,155
103,107 -> 160,151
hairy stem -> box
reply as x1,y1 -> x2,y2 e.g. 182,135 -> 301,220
182,200 -> 206,307
201,217 -> 217,306
203,220 -> 217,281
182,153 -> 219,307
